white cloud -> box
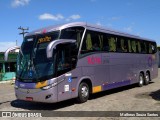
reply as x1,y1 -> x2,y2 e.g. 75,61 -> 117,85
39,13 -> 64,21
0,42 -> 16,52
11,0 -> 30,7
39,13 -> 81,21
124,26 -> 133,32
66,14 -> 81,21
69,15 -> 81,20
96,22 -> 102,26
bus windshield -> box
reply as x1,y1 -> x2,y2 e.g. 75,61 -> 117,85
17,31 -> 59,82
17,27 -> 85,82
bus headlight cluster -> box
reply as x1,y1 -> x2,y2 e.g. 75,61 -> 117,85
41,82 -> 57,90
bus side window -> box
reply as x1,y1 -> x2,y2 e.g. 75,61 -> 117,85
131,40 -> 136,53
116,37 -> 128,53
103,34 -> 109,51
92,33 -> 101,51
151,42 -> 157,54
108,36 -> 116,52
86,33 -> 93,51
128,39 -> 132,53
81,33 -> 92,54
148,43 -> 152,54
98,34 -> 103,50
122,38 -> 128,52
141,41 -> 147,54
77,32 -> 81,47
81,30 -> 103,54
137,41 -> 141,53
116,37 -> 121,52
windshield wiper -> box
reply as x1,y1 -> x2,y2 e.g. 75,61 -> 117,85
19,59 -> 28,79
30,58 -> 39,80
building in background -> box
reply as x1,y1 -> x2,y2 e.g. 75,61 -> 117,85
0,52 -> 18,81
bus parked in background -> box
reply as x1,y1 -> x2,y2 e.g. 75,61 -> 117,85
5,22 -> 158,103
0,52 -> 17,81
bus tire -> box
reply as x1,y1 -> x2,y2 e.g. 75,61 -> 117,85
138,73 -> 144,87
144,72 -> 150,85
77,82 -> 89,103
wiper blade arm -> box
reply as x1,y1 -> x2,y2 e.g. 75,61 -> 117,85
19,60 -> 28,79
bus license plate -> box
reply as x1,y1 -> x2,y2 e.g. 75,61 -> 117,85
26,97 -> 33,101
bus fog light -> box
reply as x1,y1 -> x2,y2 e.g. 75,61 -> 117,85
45,94 -> 53,99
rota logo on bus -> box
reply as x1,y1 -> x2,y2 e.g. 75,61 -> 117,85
87,56 -> 102,65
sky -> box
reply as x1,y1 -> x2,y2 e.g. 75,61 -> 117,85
0,0 -> 160,51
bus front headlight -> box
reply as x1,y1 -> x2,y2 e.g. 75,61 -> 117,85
41,82 -> 57,90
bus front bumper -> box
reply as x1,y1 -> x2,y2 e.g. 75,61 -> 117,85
15,87 -> 58,103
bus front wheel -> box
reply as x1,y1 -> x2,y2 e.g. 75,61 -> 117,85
77,82 -> 89,103
138,73 -> 144,87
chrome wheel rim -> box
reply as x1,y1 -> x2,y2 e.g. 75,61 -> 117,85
81,86 -> 88,97
146,74 -> 149,82
140,75 -> 143,85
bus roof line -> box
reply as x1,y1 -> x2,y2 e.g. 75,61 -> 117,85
26,22 -> 155,42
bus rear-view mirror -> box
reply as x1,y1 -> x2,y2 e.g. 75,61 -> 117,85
46,39 -> 76,59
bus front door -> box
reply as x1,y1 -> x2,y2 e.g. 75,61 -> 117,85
56,43 -> 75,102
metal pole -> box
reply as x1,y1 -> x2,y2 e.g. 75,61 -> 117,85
18,26 -> 29,40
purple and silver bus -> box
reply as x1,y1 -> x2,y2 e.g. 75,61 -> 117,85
5,22 -> 158,103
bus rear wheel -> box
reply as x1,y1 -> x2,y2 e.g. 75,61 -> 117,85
77,82 -> 89,103
144,72 -> 150,85
138,73 -> 144,87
